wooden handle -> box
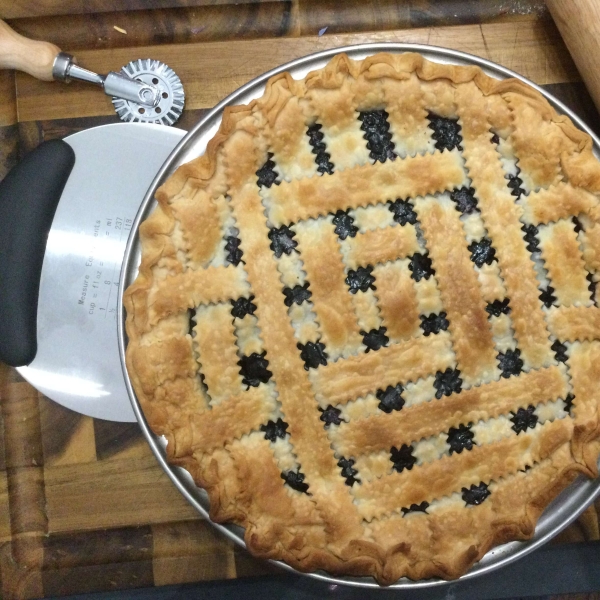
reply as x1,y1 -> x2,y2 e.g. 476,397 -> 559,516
0,19 -> 60,81
546,0 -> 600,113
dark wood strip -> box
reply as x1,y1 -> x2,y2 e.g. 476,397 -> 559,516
6,3 -> 293,53
0,380 -> 44,469
43,525 -> 153,569
39,396 -> 89,466
42,561 -> 154,597
93,419 -> 143,461
0,540 -> 43,600
1,0 -> 282,19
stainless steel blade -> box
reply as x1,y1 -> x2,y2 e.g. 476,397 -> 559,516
18,122 -> 186,422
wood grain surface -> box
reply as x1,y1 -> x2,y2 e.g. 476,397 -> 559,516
0,1 -> 598,599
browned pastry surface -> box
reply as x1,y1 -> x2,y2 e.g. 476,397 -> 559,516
124,52 -> 600,584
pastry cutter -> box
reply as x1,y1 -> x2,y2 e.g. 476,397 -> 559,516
0,22 -> 188,421
0,19 -> 185,125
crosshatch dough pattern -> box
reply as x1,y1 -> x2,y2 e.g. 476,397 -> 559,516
124,53 -> 600,584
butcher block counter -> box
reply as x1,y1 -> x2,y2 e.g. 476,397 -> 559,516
1,1 -> 600,598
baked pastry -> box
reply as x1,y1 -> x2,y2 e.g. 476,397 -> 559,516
124,52 -> 600,584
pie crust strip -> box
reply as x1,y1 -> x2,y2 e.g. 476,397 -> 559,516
294,219 -> 362,355
312,332 -> 454,406
266,149 -> 466,227
167,386 -> 276,457
537,220 -> 591,307
372,261 -> 421,342
353,417 -> 573,521
148,264 -> 249,326
413,195 -> 497,384
224,121 -> 364,545
332,365 -> 568,457
343,224 -> 420,271
456,83 -> 553,369
546,306 -> 600,341
519,183 -> 599,225
193,303 -> 244,402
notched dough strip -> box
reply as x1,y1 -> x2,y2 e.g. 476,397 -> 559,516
167,387 -> 275,457
267,150 -> 465,226
372,261 -> 421,342
343,224 -> 420,270
520,183 -> 599,225
312,332 -> 454,406
546,306 -> 600,341
294,220 -> 362,355
332,365 -> 568,457
354,418 -> 573,521
456,83 -> 552,369
194,303 -> 244,402
537,220 -> 591,307
414,195 -> 497,384
148,265 -> 248,326
224,124 -> 363,545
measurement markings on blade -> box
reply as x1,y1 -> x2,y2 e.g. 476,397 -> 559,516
79,215 -> 132,319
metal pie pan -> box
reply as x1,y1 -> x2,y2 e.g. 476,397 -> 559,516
117,43 -> 600,589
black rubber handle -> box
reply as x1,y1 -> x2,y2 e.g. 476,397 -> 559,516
0,139 -> 75,367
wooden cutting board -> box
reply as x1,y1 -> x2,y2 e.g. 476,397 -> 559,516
1,3 -> 600,598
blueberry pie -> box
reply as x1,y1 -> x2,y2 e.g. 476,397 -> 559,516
124,52 -> 600,583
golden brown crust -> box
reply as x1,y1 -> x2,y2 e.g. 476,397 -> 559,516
125,52 -> 600,584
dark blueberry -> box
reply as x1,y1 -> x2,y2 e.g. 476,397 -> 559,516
408,252 -> 435,282
283,283 -> 312,307
358,109 -> 396,163
225,236 -> 244,266
498,348 -> 523,378
462,482 -> 490,505
231,296 -> 256,319
587,272 -> 597,305
402,501 -> 429,516
390,444 -> 417,473
376,384 -> 405,413
486,298 -> 511,317
490,132 -> 500,145
256,153 -> 279,188
332,210 -> 358,240
510,405 -> 538,434
450,187 -> 478,215
319,404 -> 343,428
468,238 -> 496,268
434,368 -> 463,399
539,286 -> 557,308
564,393 -> 575,415
447,423 -> 475,454
389,199 -> 418,225
261,418 -> 288,442
307,123 -> 334,174
187,307 -> 196,336
572,216 -> 583,233
297,341 -> 328,370
281,469 -> 310,494
507,169 -> 525,198
551,340 -> 568,364
238,351 -> 272,387
338,457 -> 360,487
268,225 -> 297,258
346,266 -> 376,294
420,312 -> 449,336
427,112 -> 462,151
522,224 -> 540,253
362,327 -> 389,352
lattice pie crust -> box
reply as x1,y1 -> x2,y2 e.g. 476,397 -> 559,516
124,53 -> 600,584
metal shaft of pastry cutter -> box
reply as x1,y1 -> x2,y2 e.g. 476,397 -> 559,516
52,52 -> 160,108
